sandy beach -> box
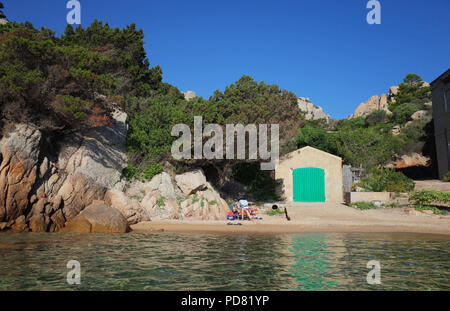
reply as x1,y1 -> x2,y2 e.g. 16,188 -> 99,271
131,203 -> 450,236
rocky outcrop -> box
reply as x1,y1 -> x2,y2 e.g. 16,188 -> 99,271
139,180 -> 229,221
104,189 -> 149,225
0,108 -> 128,232
387,153 -> 430,169
175,169 -> 207,195
183,91 -> 196,101
411,110 -> 429,121
0,124 -> 41,224
351,85 -> 398,118
297,97 -> 331,122
351,82 -> 429,118
106,170 -> 229,222
60,201 -> 129,233
0,107 -> 231,232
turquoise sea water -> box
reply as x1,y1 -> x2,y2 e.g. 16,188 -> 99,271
0,232 -> 449,291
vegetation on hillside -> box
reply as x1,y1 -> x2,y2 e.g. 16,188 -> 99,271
0,21 -> 303,192
0,21 -> 165,133
355,168 -> 415,193
297,73 -> 432,174
0,19 -> 436,199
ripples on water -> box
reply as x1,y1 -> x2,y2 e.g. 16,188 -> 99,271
0,232 -> 448,291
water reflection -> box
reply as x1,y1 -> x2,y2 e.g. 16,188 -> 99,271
288,233 -> 340,290
0,232 -> 448,291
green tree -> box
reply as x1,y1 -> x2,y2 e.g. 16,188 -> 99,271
334,128 -> 402,168
296,125 -> 335,154
389,73 -> 431,112
403,73 -> 423,86
365,110 -> 388,127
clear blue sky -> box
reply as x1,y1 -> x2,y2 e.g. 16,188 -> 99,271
3,0 -> 450,119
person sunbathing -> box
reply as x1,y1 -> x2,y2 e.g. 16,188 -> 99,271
234,200 -> 253,221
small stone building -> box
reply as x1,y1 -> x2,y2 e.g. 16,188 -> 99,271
275,146 -> 343,203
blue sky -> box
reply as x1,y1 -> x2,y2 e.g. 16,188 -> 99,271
3,0 -> 450,119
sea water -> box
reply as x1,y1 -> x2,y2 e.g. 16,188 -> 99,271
0,232 -> 448,291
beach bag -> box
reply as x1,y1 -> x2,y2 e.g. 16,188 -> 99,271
227,211 -> 237,220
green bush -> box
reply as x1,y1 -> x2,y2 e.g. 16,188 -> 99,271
266,208 -> 285,216
123,165 -> 140,181
123,163 -> 163,181
443,172 -> 450,182
143,163 -> 163,181
356,168 -> 415,192
156,197 -> 166,208
410,190 -> 450,206
56,95 -> 92,120
365,110 -> 388,127
410,190 -> 449,216
334,128 -> 403,169
414,205 -> 448,215
389,74 -> 431,112
391,102 -> 422,124
350,202 -> 378,210
296,125 -> 336,154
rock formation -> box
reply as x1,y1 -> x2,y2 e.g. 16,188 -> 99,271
60,201 -> 129,233
386,153 -> 430,169
0,109 -> 230,232
183,91 -> 196,101
175,169 -> 207,195
106,169 -> 230,223
350,83 -> 429,118
297,97 -> 331,122
0,108 -> 128,232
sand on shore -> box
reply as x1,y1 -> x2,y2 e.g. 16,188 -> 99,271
131,203 -> 450,235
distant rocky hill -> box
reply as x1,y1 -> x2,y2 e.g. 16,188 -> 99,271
350,83 -> 429,118
297,97 -> 331,122
183,91 -> 196,101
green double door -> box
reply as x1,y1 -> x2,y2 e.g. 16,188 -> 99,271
293,167 -> 326,202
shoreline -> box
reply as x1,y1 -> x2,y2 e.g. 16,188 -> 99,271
130,220 -> 450,236
131,204 -> 450,236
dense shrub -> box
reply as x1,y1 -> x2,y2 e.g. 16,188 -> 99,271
410,190 -> 450,215
411,190 -> 450,206
389,74 -> 431,112
365,110 -> 388,127
296,125 -> 335,154
334,128 -> 403,169
399,118 -> 431,143
356,168 -> 415,193
0,20 -> 163,131
232,162 -> 280,202
443,172 -> 450,182
391,102 -> 423,124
